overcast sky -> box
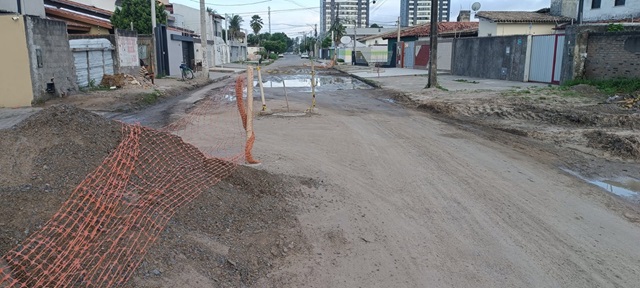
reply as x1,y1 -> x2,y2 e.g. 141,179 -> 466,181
170,0 -> 550,36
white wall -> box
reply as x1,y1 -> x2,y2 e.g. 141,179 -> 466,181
171,3 -> 214,40
71,0 -> 115,11
583,0 -> 640,21
0,0 -> 45,17
362,37 -> 388,47
479,18 -> 498,36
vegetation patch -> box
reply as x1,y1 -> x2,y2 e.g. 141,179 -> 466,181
563,78 -> 640,95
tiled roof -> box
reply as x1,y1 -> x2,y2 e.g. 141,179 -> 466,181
476,11 -> 573,23
49,0 -> 113,16
381,22 -> 479,39
45,7 -> 112,29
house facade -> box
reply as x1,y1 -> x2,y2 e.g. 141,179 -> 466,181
476,11 -> 572,37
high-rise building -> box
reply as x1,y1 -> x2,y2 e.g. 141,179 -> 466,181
320,0 -> 370,34
400,0 -> 450,27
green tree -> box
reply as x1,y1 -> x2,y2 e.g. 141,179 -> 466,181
369,23 -> 382,28
329,19 -> 346,45
228,14 -> 244,40
250,15 -> 263,37
263,40 -> 286,54
321,36 -> 332,48
111,0 -> 167,34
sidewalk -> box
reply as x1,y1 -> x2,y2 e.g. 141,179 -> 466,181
336,65 -> 546,94
0,71 -> 238,130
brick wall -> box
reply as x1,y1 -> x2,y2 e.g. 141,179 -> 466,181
25,16 -> 77,102
585,32 -> 640,80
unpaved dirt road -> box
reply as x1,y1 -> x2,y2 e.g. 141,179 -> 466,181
247,57 -> 640,287
117,56 -> 640,287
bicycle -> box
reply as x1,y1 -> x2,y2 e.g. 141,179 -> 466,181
179,63 -> 194,81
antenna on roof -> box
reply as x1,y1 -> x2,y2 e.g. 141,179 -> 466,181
471,2 -> 481,20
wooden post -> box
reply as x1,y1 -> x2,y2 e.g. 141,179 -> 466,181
246,66 -> 254,141
257,66 -> 267,111
283,79 -> 290,112
310,61 -> 316,109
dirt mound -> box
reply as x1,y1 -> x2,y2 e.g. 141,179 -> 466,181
0,105 -> 307,287
570,84 -> 601,96
585,131 -> 640,160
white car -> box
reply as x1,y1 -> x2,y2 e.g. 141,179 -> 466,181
301,53 -> 309,59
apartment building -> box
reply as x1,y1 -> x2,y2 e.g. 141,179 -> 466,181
400,0 -> 450,27
320,0 -> 370,33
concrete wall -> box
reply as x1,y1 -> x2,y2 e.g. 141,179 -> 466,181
560,24 -> 640,83
69,0 -> 115,12
583,0 -> 640,22
247,47 -> 262,61
0,0 -> 45,17
480,19 -> 560,37
452,35 -> 529,81
0,15 -> 33,107
479,19 -> 498,36
115,29 -> 139,75
551,0 -> 578,18
25,16 -> 77,102
585,32 -> 640,79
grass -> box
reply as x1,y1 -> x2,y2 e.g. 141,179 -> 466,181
453,79 -> 480,84
562,78 -> 640,95
140,90 -> 161,105
436,84 -> 449,91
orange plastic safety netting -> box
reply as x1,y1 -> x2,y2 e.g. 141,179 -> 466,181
0,75 -> 256,287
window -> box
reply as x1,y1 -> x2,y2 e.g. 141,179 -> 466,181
615,0 -> 625,6
591,0 -> 601,8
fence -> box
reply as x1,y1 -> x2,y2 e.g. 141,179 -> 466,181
0,71 -> 259,286
69,38 -> 115,88
452,35 -> 530,82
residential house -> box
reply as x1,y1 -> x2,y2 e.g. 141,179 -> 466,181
0,0 -> 77,107
380,22 -> 478,70
44,0 -> 113,34
550,0 -> 640,22
0,0 -> 46,16
476,10 -> 572,37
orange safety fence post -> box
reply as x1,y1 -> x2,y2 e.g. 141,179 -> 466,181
235,70 -> 260,164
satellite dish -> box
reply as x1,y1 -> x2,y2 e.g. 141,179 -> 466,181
340,36 -> 351,45
471,2 -> 481,11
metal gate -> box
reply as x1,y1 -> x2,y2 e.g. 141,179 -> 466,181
403,41 -> 416,69
69,39 -> 115,87
529,34 -> 565,84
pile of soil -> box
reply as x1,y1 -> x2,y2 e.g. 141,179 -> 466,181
0,105 -> 307,287
585,131 -> 640,160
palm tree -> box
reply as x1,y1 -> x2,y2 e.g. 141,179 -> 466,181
329,19 -> 346,46
250,15 -> 263,37
228,14 -> 244,41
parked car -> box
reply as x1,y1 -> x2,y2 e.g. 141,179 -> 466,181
301,53 -> 309,59
278,54 -> 284,58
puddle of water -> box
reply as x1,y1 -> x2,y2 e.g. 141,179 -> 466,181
254,75 -> 370,90
588,179 -> 640,198
563,169 -> 640,200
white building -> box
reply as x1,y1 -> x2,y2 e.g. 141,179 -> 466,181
320,0 -> 370,33
550,0 -> 639,21
400,0 -> 450,27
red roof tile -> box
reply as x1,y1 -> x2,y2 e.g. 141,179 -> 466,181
49,0 -> 113,16
381,22 -> 479,39
45,7 -> 112,29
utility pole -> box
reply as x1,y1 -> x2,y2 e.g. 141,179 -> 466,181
151,0 -> 157,75
268,6 -> 271,34
426,0 -> 438,88
396,16 -> 401,44
199,0 -> 209,77
352,27 -> 356,65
